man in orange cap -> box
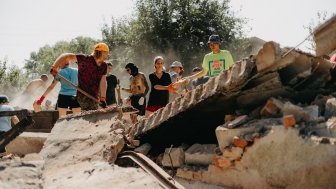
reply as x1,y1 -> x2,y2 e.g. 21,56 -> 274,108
50,42 -> 109,110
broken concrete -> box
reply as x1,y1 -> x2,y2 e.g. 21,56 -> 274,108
0,160 -> 44,189
6,132 -> 49,155
161,147 -> 184,168
313,15 -> 336,56
185,144 -> 217,165
177,128 -> 336,189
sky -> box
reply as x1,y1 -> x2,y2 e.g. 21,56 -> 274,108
0,0 -> 335,68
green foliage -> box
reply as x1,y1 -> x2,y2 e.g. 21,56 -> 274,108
24,36 -> 98,76
102,0 -> 246,73
0,58 -> 28,98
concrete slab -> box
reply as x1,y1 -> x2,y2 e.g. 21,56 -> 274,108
6,132 -> 49,155
185,144 -> 217,165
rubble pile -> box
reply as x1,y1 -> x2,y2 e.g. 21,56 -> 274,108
0,108 -> 162,189
130,41 -> 336,189
1,39 -> 336,188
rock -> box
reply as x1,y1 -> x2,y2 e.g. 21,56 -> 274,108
222,147 -> 243,161
283,102 -> 306,122
161,147 -> 184,168
176,168 -> 203,181
134,143 -> 152,155
325,98 -> 336,119
232,136 -> 248,149
185,144 -> 217,165
227,115 -> 249,129
326,117 -> 336,137
0,160 -> 44,189
216,126 -> 258,152
212,156 -> 232,169
255,41 -> 282,72
302,105 -> 319,121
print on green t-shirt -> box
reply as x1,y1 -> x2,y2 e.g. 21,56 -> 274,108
208,59 -> 225,77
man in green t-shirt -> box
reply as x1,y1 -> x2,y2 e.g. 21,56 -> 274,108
202,34 -> 234,77
174,34 -> 234,87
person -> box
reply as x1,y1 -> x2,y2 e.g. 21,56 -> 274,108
146,56 -> 176,116
49,42 -> 109,110
121,63 -> 149,123
23,74 -> 49,96
169,61 -> 188,101
0,95 -> 19,152
35,63 -> 81,118
106,63 -> 118,105
174,34 -> 234,87
191,67 -> 210,89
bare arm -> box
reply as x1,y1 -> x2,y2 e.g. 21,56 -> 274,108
52,53 -> 77,69
11,116 -> 19,125
174,69 -> 208,88
154,85 -> 169,90
99,75 -> 107,99
41,79 -> 58,98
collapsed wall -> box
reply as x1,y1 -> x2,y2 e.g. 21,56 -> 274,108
131,41 -> 336,188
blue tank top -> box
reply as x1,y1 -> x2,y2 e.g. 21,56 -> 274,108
58,67 -> 78,96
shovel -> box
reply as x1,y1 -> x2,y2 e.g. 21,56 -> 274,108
33,74 -> 99,112
116,79 -> 123,106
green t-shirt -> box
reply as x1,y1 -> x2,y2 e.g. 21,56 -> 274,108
202,50 -> 234,77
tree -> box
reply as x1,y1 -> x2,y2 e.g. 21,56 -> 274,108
102,0 -> 246,73
0,58 -> 28,98
24,36 -> 97,76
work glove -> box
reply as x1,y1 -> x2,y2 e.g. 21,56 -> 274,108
99,97 -> 107,108
36,96 -> 45,105
50,65 -> 58,77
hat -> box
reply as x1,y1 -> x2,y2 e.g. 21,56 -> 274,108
207,34 -> 221,44
0,95 -> 9,103
170,61 -> 183,68
94,42 -> 109,52
192,67 -> 202,72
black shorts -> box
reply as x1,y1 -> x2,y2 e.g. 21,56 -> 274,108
130,95 -> 146,116
57,94 -> 80,109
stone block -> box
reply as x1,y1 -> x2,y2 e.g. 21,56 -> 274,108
216,126 -> 256,151
6,132 -> 49,155
162,147 -> 184,167
222,147 -> 243,161
176,168 -> 203,181
134,143 -> 152,155
185,144 -> 217,165
283,102 -> 306,122
227,115 -> 248,129
212,156 -> 232,169
325,98 -> 336,119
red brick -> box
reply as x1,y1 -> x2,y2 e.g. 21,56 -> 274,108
232,136 -> 248,149
283,115 -> 296,128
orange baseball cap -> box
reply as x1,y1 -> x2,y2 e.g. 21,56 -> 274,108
94,42 -> 109,52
